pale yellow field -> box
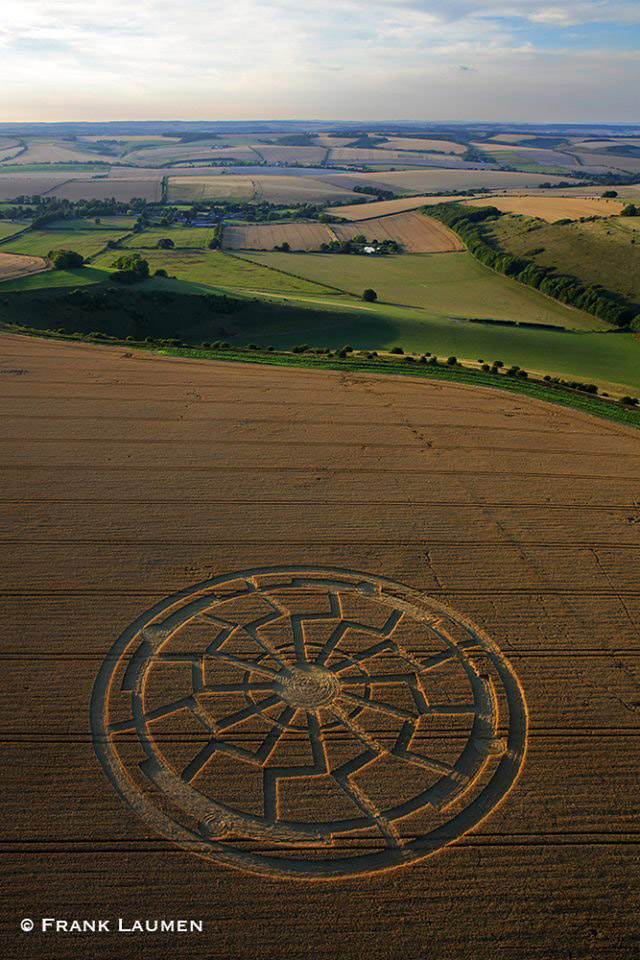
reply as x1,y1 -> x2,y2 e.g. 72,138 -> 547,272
0,139 -> 100,165
326,168 -> 568,194
250,145 -> 328,165
328,147 -> 448,165
381,138 -> 467,154
124,143 -> 259,165
461,195 -> 625,221
167,175 -> 359,204
574,138 -> 640,150
332,212 -> 463,253
49,178 -> 162,202
331,195 -> 480,220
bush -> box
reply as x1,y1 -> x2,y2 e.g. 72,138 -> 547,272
447,356 -> 457,366
390,345 -> 404,354
621,395 -> 639,406
48,248 -> 84,270
620,204 -> 639,217
154,268 -> 168,277
362,288 -> 377,302
157,238 -> 175,249
109,253 -> 149,284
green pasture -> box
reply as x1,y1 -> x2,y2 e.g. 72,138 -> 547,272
242,251 -> 604,331
489,214 -> 640,306
121,225 -> 214,249
0,228 -> 130,258
91,248 -> 333,295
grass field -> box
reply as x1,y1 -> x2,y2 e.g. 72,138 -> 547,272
0,265 -> 107,292
243,250 -> 603,330
0,228 -> 130,259
122,225 -> 214,249
91,248 -> 335,295
0,222 -> 28,241
489,214 -> 640,305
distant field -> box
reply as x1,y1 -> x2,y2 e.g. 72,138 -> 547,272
167,175 -> 359,204
381,138 -> 467,153
0,176 -> 71,200
325,169 -> 569,195
167,176 -> 257,202
223,222 -> 332,251
327,147 -> 483,167
221,213 -> 461,253
122,225 -> 214,249
0,138 -> 101,166
91,248 -> 335,296
332,213 -> 464,253
48,178 -> 162,202
250,145 -> 328,165
0,228 -> 129,258
0,251 -> 47,283
461,195 -> 625,221
489,214 -> 640,305
124,143 -> 259,165
242,251 -> 604,330
331,195 -> 478,220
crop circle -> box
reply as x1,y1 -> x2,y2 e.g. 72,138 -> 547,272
91,566 -> 527,879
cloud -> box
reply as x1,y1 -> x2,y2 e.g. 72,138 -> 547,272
0,0 -> 638,121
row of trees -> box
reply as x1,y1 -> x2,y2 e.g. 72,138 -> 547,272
428,203 -> 639,330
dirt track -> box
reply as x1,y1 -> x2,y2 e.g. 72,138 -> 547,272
0,333 -> 638,958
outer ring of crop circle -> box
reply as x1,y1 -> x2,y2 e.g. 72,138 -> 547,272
91,565 -> 528,880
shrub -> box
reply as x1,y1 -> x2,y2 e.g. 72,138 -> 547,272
621,395 -> 639,406
157,238 -> 174,249
390,346 -> 404,354
362,288 -> 377,302
447,356 -> 457,365
620,204 -> 639,217
154,268 -> 168,277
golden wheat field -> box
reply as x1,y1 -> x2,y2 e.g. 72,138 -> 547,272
1,332 -> 639,959
461,195 -> 626,220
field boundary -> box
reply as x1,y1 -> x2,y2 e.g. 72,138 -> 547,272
3,325 -> 639,430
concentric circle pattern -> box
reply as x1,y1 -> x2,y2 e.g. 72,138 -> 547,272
91,567 -> 527,878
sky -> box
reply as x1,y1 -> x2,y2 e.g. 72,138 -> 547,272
1,0 -> 639,123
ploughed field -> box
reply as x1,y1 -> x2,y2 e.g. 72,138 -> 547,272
0,251 -> 47,282
0,332 -> 639,959
222,212 -> 463,253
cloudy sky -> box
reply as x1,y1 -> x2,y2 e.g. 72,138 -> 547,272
1,0 -> 639,122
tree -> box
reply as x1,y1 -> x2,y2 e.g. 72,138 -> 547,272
602,190 -> 618,198
362,288 -> 377,302
620,204 -> 639,217
47,249 -> 84,270
109,253 -> 149,284
157,237 -> 175,249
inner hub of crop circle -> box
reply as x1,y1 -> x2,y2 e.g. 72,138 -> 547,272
274,664 -> 340,708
